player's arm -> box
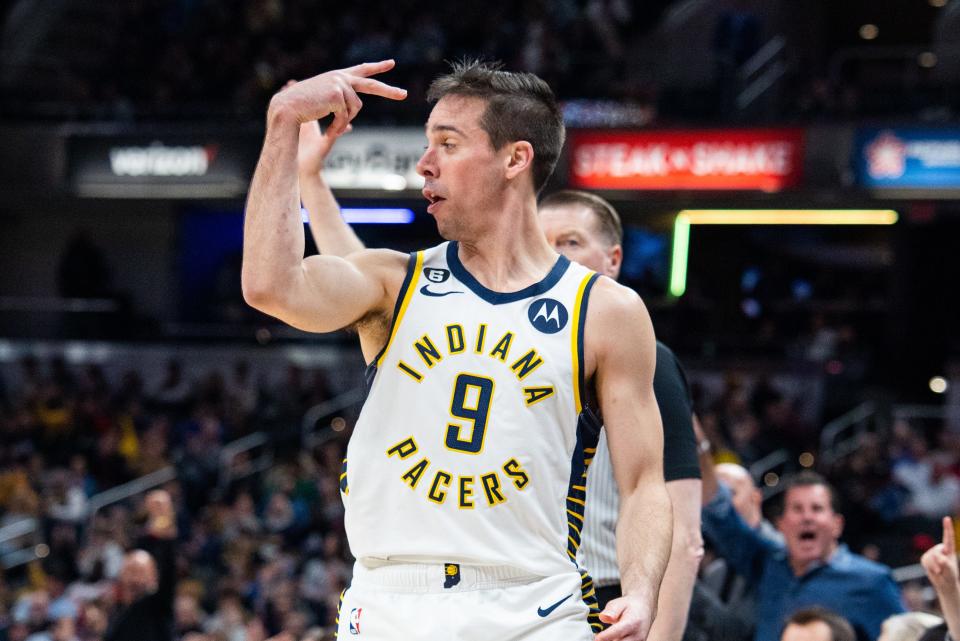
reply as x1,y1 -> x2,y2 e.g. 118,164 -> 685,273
647,347 -> 703,641
242,62 -> 406,331
647,477 -> 702,641
296,117 -> 366,256
590,280 -> 672,641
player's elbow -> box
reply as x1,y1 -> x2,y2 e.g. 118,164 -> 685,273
241,270 -> 283,313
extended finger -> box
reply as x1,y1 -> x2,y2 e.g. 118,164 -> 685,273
944,516 -> 955,556
349,76 -> 407,100
345,59 -> 396,77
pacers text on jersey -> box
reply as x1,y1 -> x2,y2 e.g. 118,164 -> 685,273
384,321 -> 554,508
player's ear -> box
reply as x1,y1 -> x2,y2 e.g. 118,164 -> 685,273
604,244 -> 623,278
504,141 -> 534,181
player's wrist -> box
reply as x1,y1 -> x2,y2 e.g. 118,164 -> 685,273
267,98 -> 302,128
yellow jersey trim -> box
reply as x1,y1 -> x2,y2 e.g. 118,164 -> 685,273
376,251 -> 424,368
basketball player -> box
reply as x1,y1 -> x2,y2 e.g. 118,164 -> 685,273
296,123 -> 702,638
295,120 -> 702,641
243,59 -> 672,641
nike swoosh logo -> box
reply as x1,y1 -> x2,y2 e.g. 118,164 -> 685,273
419,285 -> 464,297
537,594 -> 573,617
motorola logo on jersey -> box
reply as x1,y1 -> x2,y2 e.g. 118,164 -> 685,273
423,267 -> 451,283
528,298 -> 569,334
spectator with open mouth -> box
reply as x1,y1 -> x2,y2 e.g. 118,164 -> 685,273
700,465 -> 905,641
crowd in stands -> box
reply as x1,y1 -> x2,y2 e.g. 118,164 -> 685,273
0,353 -> 349,641
692,367 -> 959,569
1,0 -> 671,122
0,350 -> 956,641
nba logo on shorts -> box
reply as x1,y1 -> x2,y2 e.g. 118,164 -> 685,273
349,608 -> 362,635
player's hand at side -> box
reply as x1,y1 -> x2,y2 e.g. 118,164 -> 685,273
595,595 -> 654,641
922,516 -> 960,596
269,60 -> 407,134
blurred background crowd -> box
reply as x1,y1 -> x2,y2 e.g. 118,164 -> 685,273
1,0 -> 959,640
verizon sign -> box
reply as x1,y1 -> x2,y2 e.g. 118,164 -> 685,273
69,134 -> 257,198
109,142 -> 217,177
569,129 -> 804,191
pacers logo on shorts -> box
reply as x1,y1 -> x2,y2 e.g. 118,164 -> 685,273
349,608 -> 362,635
443,563 -> 461,589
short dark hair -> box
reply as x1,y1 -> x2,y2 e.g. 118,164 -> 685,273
783,607 -> 856,641
539,190 -> 623,247
783,471 -> 841,513
427,59 -> 565,194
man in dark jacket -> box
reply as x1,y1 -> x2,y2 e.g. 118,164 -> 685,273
105,490 -> 177,641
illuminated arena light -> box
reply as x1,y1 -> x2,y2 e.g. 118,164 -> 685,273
301,207 -> 415,224
669,210 -> 899,297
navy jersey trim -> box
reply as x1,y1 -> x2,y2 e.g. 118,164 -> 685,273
575,273 -> 600,408
446,241 -> 571,305
369,251 -> 419,367
580,569 -> 604,633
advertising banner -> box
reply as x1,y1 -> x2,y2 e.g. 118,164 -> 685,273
856,128 -> 960,191
69,134 -> 259,198
569,129 -> 804,191
68,127 -> 428,198
321,128 -> 425,191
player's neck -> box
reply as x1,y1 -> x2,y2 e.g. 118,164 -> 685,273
457,200 -> 557,293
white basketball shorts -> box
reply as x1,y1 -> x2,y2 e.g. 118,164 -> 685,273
336,560 -> 595,640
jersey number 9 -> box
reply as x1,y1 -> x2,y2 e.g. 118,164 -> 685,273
445,374 -> 494,454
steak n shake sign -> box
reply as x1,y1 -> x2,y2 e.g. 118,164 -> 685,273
569,129 -> 804,191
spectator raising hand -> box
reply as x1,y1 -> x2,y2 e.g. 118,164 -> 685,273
143,489 -> 177,539
921,517 -> 960,641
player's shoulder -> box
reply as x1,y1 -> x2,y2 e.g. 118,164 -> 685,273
345,248 -> 412,288
583,276 -> 655,372
348,247 -> 410,271
586,275 -> 649,323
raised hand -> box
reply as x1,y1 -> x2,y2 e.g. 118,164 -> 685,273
143,489 -> 176,539
270,60 -> 406,134
921,516 -> 959,596
283,80 -> 353,178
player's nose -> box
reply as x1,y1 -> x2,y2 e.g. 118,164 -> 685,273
416,146 -> 437,178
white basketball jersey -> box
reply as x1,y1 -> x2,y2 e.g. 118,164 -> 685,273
342,241 -> 602,578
